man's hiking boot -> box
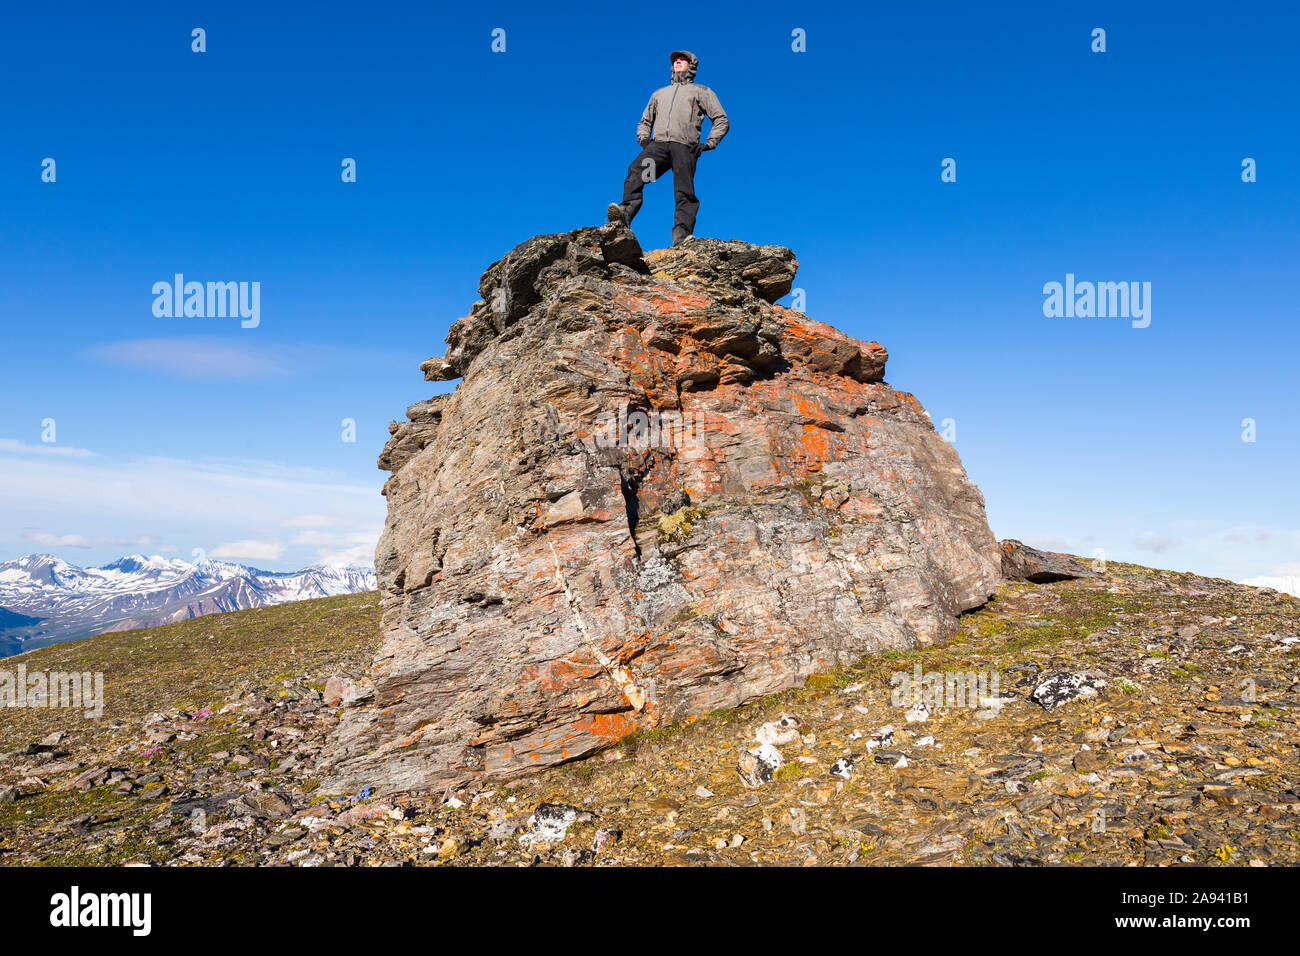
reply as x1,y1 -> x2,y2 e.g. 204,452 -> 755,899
672,226 -> 691,246
607,202 -> 630,226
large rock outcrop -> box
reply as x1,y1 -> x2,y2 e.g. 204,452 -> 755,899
322,223 -> 1000,795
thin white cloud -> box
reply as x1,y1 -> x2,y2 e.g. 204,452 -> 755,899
0,451 -> 383,570
85,337 -> 291,380
210,539 -> 286,561
290,529 -> 376,547
1133,533 -> 1179,553
1205,524 -> 1299,548
290,528 -> 381,567
0,438 -> 95,458
23,531 -> 167,550
83,337 -> 411,382
280,514 -> 338,528
315,542 -> 378,568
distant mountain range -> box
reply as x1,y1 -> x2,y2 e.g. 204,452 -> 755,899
0,554 -> 376,656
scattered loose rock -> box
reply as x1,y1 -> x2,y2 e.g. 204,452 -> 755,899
1031,672 -> 1108,710
738,744 -> 784,787
830,756 -> 858,779
519,803 -> 590,847
755,715 -> 801,746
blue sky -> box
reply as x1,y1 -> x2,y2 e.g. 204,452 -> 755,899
1,0 -> 1296,582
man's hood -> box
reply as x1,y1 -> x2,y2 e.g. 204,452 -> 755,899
668,49 -> 698,84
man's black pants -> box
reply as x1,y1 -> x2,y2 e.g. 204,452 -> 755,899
620,141 -> 700,236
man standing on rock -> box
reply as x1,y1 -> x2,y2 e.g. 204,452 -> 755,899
607,50 -> 729,247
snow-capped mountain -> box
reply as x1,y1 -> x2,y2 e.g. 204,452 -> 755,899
0,553 -> 376,656
1241,574 -> 1300,599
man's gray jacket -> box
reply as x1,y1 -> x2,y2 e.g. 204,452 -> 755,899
636,50 -> 729,150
